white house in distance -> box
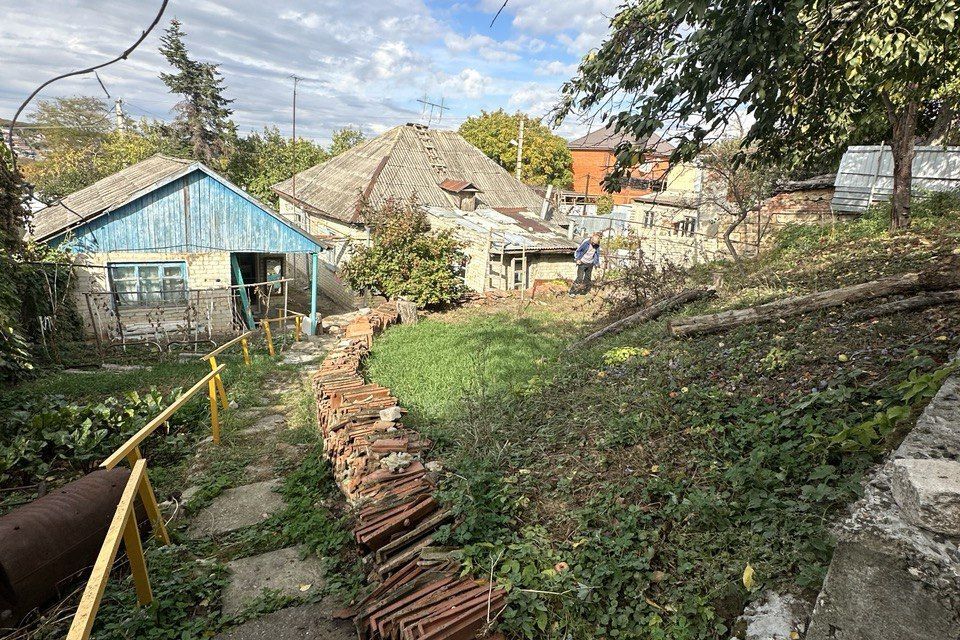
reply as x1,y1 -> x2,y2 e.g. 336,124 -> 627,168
271,123 -> 577,296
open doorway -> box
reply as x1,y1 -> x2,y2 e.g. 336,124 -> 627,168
230,253 -> 287,324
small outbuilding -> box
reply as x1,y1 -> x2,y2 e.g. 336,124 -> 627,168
31,154 -> 332,348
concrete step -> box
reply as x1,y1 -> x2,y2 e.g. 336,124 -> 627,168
186,479 -> 283,538
220,546 -> 330,618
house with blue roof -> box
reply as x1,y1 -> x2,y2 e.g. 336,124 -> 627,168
30,154 -> 333,345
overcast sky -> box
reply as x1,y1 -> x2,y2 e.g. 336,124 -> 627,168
0,0 -> 620,145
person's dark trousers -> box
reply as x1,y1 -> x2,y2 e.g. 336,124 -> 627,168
570,263 -> 594,294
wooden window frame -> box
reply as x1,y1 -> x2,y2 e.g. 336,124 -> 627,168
108,261 -> 189,307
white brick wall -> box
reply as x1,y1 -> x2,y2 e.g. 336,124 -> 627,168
74,251 -> 237,339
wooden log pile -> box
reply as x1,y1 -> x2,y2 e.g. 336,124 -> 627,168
313,302 -> 505,640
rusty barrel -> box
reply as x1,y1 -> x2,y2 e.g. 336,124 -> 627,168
0,467 -> 132,628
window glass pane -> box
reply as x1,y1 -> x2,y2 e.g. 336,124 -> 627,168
162,278 -> 186,302
140,276 -> 162,302
163,265 -> 183,278
112,265 -> 136,280
138,265 -> 161,279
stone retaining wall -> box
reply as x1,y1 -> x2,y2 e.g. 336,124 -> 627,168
807,359 -> 960,639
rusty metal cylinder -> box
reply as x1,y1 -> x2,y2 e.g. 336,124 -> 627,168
0,467 -> 131,628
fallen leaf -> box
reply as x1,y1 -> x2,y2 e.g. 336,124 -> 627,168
742,563 -> 757,591
299,584 -> 312,592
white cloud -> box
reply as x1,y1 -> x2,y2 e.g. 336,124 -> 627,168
0,0 -> 606,144
440,68 -> 494,99
535,60 -> 578,77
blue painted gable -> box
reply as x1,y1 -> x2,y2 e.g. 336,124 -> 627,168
53,168 -> 326,254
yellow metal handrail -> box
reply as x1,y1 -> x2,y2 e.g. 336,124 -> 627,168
101,364 -> 228,471
200,331 -> 254,406
66,459 -> 159,640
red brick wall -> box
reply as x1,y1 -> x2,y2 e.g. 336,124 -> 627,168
570,149 -> 669,205
749,187 -> 838,246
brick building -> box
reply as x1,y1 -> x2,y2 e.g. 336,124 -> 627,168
568,124 -> 674,205
30,155 -> 332,346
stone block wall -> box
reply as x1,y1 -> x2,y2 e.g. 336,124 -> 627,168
806,361 -> 960,640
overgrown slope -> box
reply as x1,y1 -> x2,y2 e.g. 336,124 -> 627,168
367,198 -> 960,640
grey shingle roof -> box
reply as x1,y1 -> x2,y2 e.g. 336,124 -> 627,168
30,154 -> 193,241
568,123 -> 674,154
272,124 -> 547,224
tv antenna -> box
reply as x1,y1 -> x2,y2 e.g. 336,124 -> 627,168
416,95 -> 450,127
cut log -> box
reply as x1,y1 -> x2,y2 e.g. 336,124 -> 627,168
851,289 -> 960,320
577,287 -> 716,346
668,272 -> 960,337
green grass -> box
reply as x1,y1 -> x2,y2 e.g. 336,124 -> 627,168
364,201 -> 960,639
366,312 -> 575,427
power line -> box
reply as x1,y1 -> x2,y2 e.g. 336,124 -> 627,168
7,0 -> 170,169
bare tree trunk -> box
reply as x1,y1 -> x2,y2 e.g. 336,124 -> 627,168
885,96 -> 919,230
722,211 -> 747,262
668,271 -> 959,336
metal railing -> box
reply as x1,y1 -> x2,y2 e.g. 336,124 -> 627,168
66,459 -> 159,640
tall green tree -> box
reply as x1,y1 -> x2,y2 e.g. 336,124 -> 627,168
27,96 -> 112,151
460,109 -> 572,188
557,0 -> 959,229
159,19 -> 234,164
224,127 -> 328,206
329,127 -> 366,156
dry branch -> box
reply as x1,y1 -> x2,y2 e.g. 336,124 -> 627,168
851,289 -> 960,320
668,272 -> 960,337
577,287 -> 716,346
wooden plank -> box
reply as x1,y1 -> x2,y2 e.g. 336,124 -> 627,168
66,459 -> 148,640
100,364 -> 226,469
200,330 -> 255,361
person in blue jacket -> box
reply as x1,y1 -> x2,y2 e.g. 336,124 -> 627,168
569,232 -> 601,296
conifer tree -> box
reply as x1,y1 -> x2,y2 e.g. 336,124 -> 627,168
158,19 -> 234,164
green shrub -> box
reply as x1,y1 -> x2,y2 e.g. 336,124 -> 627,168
342,197 -> 465,307
596,194 -> 614,216
0,388 -> 205,488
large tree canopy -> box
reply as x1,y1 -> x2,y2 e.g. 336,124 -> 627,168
557,0 -> 959,228
460,109 -> 573,188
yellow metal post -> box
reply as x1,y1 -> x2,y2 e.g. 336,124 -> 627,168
122,514 -> 153,605
294,316 -> 302,341
208,378 -> 221,444
240,336 -> 251,365
124,447 -> 170,545
67,460 -> 151,640
208,356 -> 229,409
261,320 -> 275,356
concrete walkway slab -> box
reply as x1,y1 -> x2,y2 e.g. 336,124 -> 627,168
221,546 -> 328,617
239,413 -> 286,436
214,602 -> 354,640
187,479 -> 283,538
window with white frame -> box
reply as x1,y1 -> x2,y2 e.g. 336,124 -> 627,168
109,262 -> 188,305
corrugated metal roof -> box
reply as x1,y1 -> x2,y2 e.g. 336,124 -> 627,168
272,123 -> 547,224
30,154 -> 193,240
833,146 -> 960,213
568,123 -> 674,154
426,206 -> 576,253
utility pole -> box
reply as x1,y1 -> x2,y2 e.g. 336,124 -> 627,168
514,118 -> 525,181
289,75 -> 302,228
114,98 -> 126,133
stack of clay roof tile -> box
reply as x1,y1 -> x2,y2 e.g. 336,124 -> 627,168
313,302 -> 506,640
